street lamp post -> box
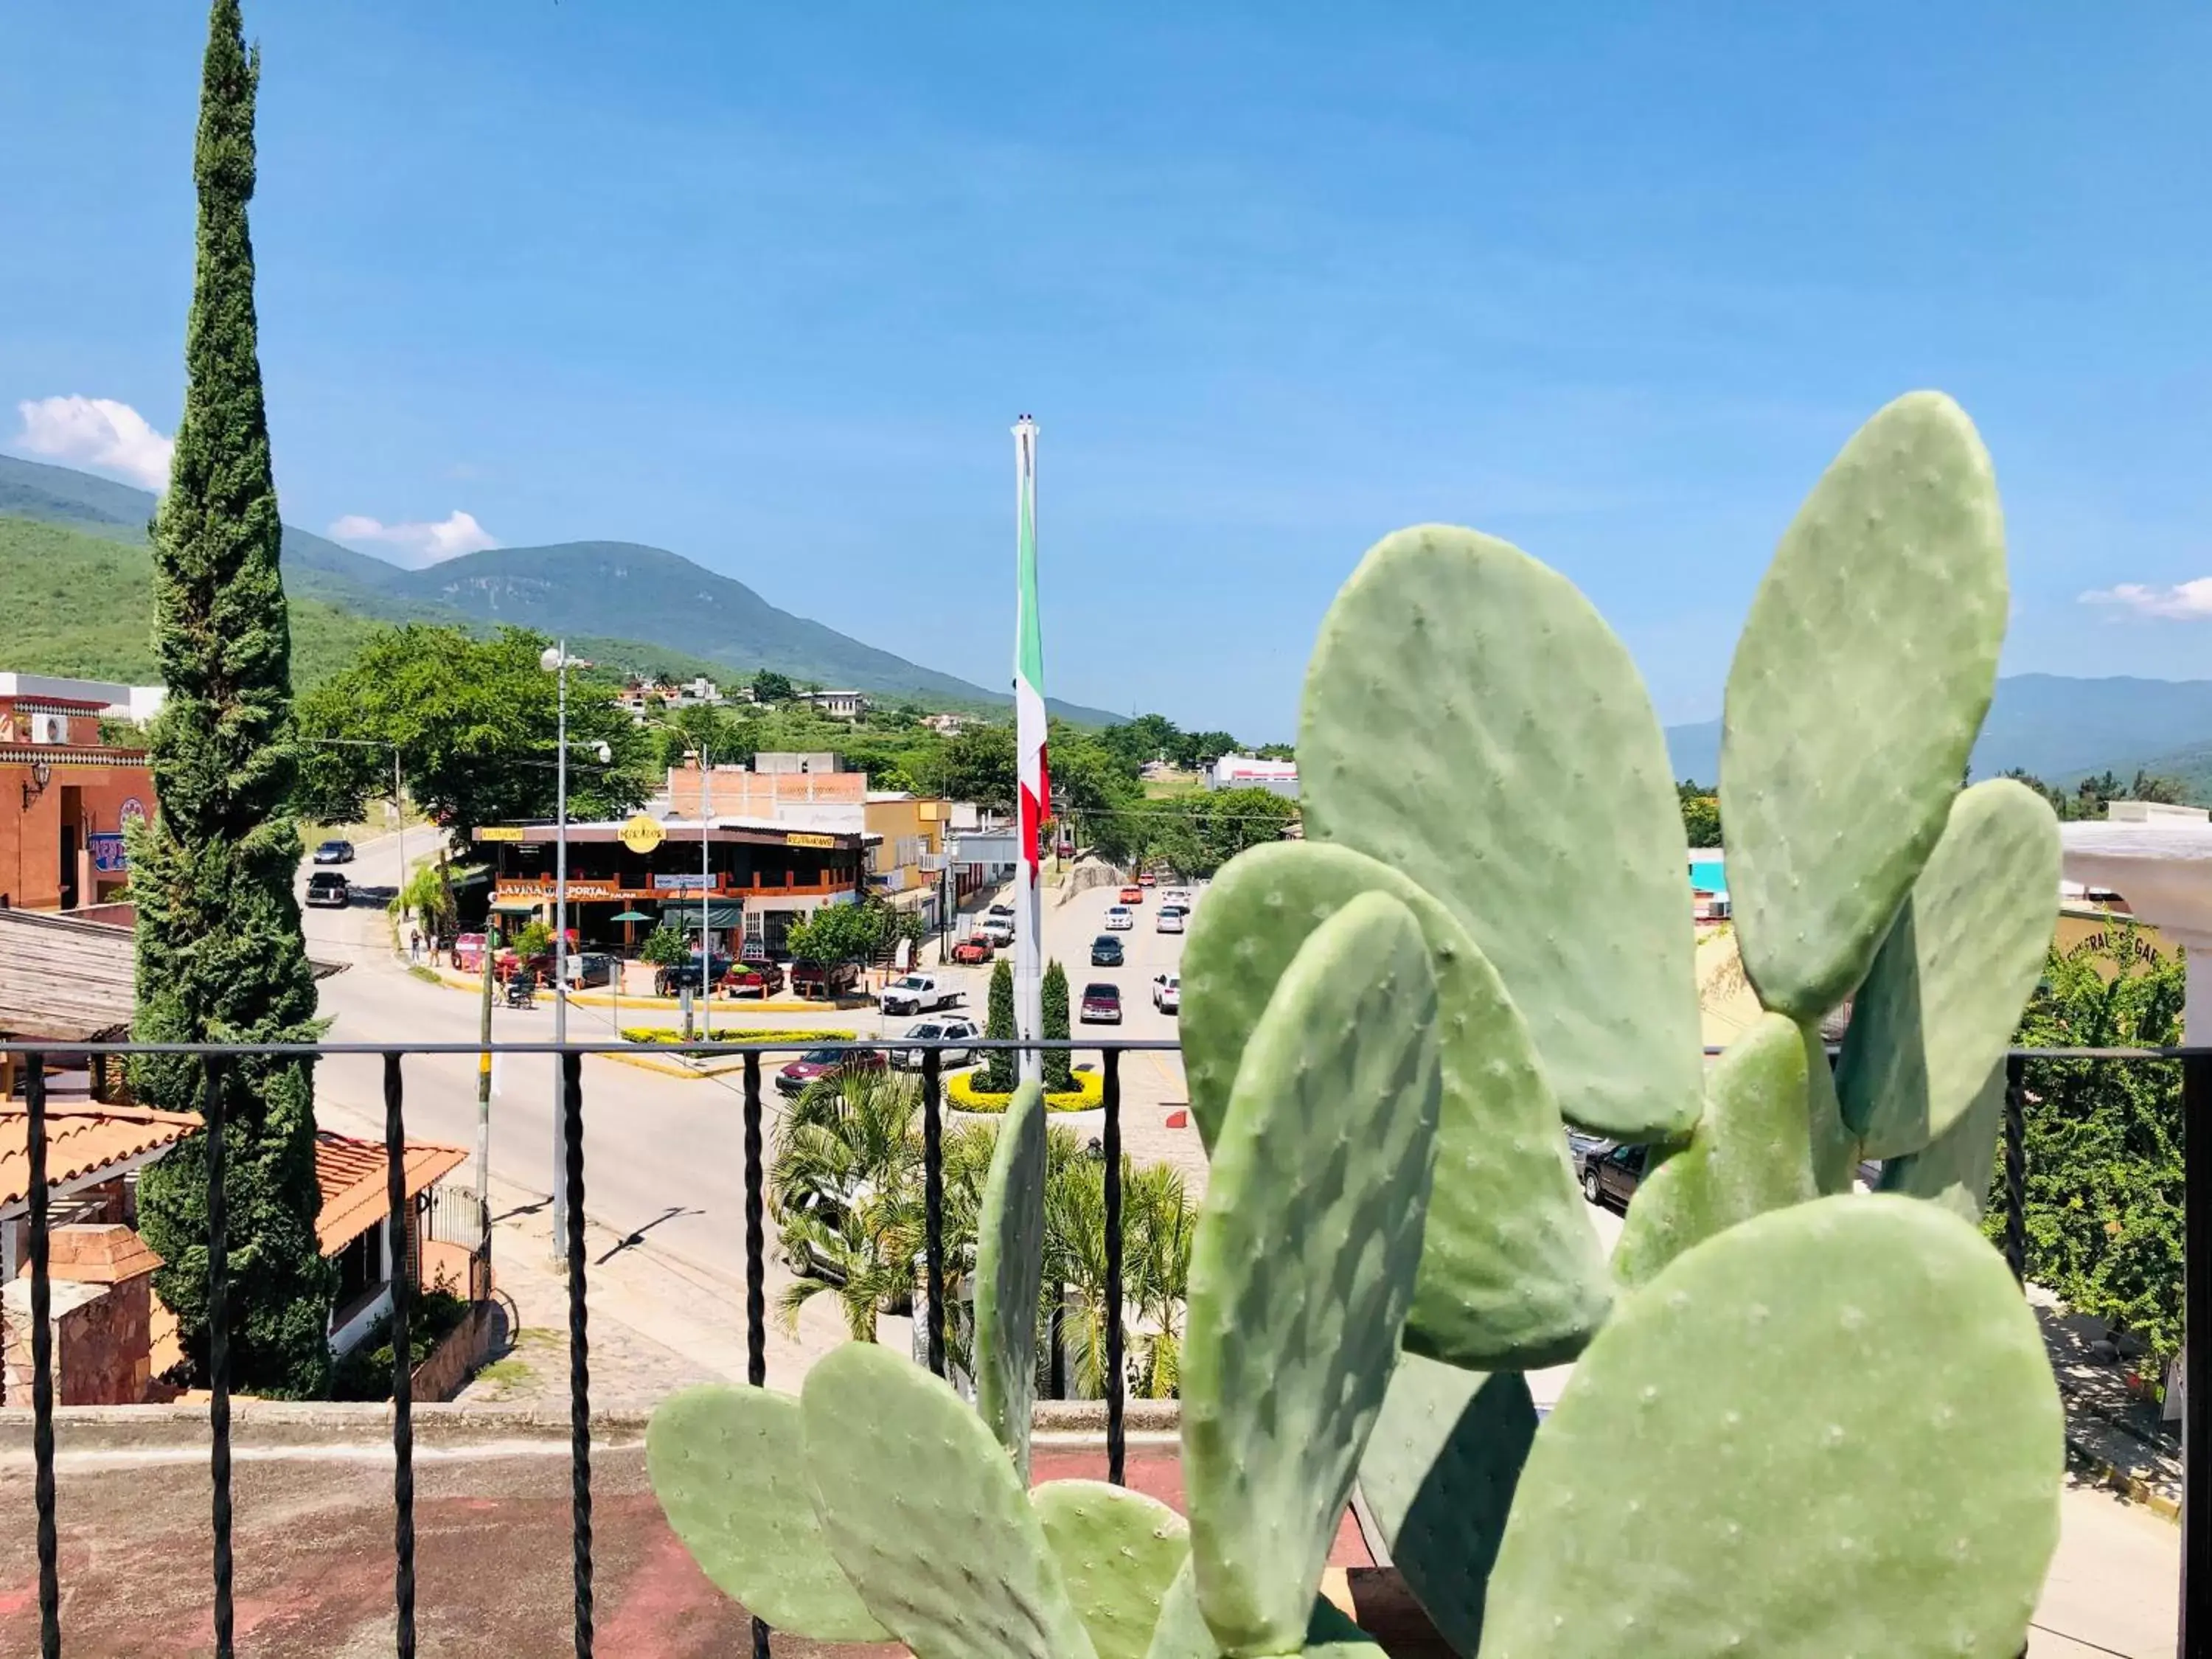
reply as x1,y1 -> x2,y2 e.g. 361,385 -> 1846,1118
538,644 -> 608,1262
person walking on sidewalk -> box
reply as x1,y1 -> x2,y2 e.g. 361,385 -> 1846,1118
408,927 -> 423,963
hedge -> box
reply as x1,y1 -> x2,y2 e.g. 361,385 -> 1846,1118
619,1027 -> 856,1046
946,1068 -> 1106,1113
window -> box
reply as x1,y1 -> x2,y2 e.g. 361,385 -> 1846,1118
333,1227 -> 383,1317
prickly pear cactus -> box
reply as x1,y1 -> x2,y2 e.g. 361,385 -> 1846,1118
1481,1199 -> 2062,1658
1034,1481 -> 1190,1659
1183,891 -> 1441,1654
1720,391 -> 2008,1020
1877,1060 -> 2009,1222
976,1077 -> 1049,1480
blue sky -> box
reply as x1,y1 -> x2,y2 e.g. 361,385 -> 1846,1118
4,3 -> 2207,739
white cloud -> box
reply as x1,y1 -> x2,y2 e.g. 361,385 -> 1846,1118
13,395 -> 175,490
2079,579 -> 2212,620
329,509 -> 500,566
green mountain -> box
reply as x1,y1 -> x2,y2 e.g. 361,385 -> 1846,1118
0,453 -> 1121,722
1667,672 -> 2212,802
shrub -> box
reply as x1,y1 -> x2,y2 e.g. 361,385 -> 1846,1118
620,1027 -> 855,1046
329,1289 -> 472,1402
1041,959 -> 1072,1090
947,1068 -> 1104,1114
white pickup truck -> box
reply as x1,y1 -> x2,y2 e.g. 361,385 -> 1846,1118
880,973 -> 964,1017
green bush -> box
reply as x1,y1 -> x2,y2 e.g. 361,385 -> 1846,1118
621,1026 -> 855,1046
1041,960 -> 1072,1090
640,924 -> 691,967
330,1289 -> 472,1401
946,1068 -> 1103,1113
983,959 -> 1017,1092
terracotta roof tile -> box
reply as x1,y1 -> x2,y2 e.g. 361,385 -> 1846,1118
313,1131 -> 470,1254
0,1104 -> 201,1214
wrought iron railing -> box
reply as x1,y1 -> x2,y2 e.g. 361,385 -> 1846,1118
2,1038 -> 2205,1658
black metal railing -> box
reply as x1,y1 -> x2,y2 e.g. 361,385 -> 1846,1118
3,1038 -> 2205,1658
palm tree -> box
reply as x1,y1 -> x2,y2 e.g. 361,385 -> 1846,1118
1126,1161 -> 1194,1399
768,1070 -> 922,1341
1043,1150 -> 1193,1399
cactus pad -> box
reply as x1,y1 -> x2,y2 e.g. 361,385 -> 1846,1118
1879,1059 -> 2008,1222
1298,524 -> 1701,1141
1183,891 -> 1441,1655
1481,1196 -> 2063,1659
1356,1354 -> 1536,1658
976,1077 -> 1048,1479
1837,779 -> 2059,1161
1180,841 -> 1610,1368
1034,1481 -> 1190,1659
1802,1020 -> 1861,1196
1719,392 -> 2008,1020
1613,1012 -> 1816,1287
801,1342 -> 1097,1659
1143,1562 -> 1382,1659
644,1383 -> 886,1641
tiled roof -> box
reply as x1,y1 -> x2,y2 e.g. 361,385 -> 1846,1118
0,1103 -> 201,1213
313,1131 -> 470,1254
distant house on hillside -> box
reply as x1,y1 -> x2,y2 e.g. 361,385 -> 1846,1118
1206,754 -> 1299,800
799,689 -> 870,721
920,712 -> 970,736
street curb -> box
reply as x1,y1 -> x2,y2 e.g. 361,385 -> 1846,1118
419,970 -> 867,1017
602,1050 -> 750,1081
2065,1427 -> 2181,1523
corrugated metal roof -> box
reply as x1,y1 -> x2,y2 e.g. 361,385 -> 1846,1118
0,1103 -> 201,1213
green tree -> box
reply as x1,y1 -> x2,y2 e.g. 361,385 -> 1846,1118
1193,787 -> 1297,870
1040,959 -> 1071,1090
1178,730 -> 1242,770
768,1070 -> 922,1342
983,959 -> 1017,1091
293,625 -> 653,850
750,669 -> 796,705
1677,779 -> 1722,848
639,923 -> 691,967
942,723 -> 1018,810
389,859 -> 456,939
131,0 -> 336,1399
785,900 -> 887,966
2001,922 -> 2188,1363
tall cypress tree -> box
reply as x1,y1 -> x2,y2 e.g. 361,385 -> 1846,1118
1040,959 -> 1071,1091
983,959 -> 1016,1093
132,0 -> 335,1399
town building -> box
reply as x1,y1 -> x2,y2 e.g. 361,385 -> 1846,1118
0,673 -> 156,912
797,689 -> 870,720
313,1130 -> 472,1354
919,712 -> 970,736
1206,753 -> 1300,800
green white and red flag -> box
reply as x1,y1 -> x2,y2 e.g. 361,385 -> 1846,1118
1013,415 -> 1047,1080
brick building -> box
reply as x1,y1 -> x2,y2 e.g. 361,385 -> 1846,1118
0,673 -> 156,912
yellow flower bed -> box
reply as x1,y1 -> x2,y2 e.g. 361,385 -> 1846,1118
945,1068 -> 1107,1113
619,1027 -> 856,1046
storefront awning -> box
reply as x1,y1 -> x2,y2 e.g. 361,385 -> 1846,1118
671,902 -> 746,931
489,896 -> 540,915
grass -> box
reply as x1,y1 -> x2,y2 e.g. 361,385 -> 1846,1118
619,1026 -> 856,1045
407,964 -> 445,986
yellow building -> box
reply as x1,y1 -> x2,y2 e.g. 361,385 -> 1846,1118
863,793 -> 950,923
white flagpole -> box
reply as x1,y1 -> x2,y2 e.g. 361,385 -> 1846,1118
1012,415 -> 1047,1085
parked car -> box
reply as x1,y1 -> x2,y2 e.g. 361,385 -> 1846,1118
451,932 -> 489,973
891,1018 -> 981,1069
1156,905 -> 1186,934
305,872 -> 349,908
1582,1143 -> 1649,1209
654,955 -> 737,995
1118,885 -> 1144,905
312,838 -> 355,866
1104,905 -> 1134,931
950,934 -> 995,965
979,917 -> 1016,947
987,902 -> 1015,924
791,959 -> 862,1000
1565,1127 -> 1615,1163
1079,982 -> 1123,1024
880,973 -> 963,1016
560,952 -> 618,988
1152,972 -> 1180,1014
1091,934 -> 1124,967
775,1046 -> 887,1096
719,958 -> 786,998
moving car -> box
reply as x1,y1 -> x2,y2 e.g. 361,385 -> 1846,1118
719,959 -> 786,998
1117,885 -> 1144,905
775,1046 -> 888,1096
1137,872 -> 1158,887
305,872 -> 349,908
950,935 -> 995,966
1090,934 -> 1124,967
1155,905 -> 1186,934
880,973 -> 963,1016
1581,1142 -> 1649,1210
1103,905 -> 1134,932
891,1018 -> 981,1069
1152,972 -> 1180,1014
313,838 -> 355,866
1079,982 -> 1123,1024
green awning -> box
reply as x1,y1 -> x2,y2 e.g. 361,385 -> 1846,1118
488,897 -> 540,915
672,902 -> 745,930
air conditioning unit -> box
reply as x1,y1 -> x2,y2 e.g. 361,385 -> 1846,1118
28,713 -> 68,745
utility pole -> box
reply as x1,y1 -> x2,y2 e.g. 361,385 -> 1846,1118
475,917 -> 497,1297
543,641 -> 573,1262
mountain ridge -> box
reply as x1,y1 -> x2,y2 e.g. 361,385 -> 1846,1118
0,453 -> 1122,723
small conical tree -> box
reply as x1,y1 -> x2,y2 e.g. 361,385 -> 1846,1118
1040,959 -> 1071,1090
983,958 -> 1016,1092
131,0 -> 335,1399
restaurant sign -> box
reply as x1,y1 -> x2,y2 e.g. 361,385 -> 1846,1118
785,832 -> 838,849
478,827 -> 527,842
498,880 -> 623,901
653,873 -> 712,891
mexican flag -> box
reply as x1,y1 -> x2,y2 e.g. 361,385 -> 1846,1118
1014,416 -> 1049,873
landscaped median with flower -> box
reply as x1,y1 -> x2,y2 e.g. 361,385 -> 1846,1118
618,1027 -> 857,1046
946,1066 -> 1105,1113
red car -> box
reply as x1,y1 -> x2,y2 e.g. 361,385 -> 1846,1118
950,936 -> 995,965
1118,885 -> 1144,905
1137,872 -> 1158,887
720,959 -> 785,998
775,1046 -> 886,1097
451,933 -> 488,973
1079,982 -> 1123,1024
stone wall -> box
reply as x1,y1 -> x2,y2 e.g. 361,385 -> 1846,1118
410,1301 -> 495,1403
1,1275 -> 153,1405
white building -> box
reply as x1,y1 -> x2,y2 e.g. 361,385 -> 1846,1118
1207,754 -> 1299,800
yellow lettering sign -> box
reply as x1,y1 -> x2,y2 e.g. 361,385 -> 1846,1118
786,832 -> 837,849
620,813 -> 667,855
477,827 -> 526,842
